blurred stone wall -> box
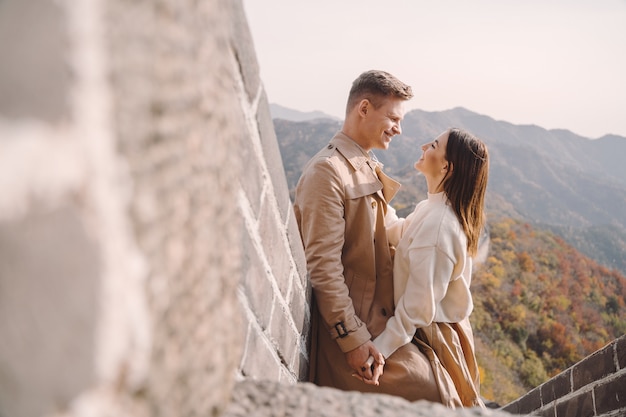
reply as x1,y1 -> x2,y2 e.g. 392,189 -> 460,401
0,0 -> 308,416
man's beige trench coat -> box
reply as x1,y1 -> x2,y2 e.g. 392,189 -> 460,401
294,133 -> 440,401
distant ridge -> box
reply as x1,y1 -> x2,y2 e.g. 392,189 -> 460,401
269,103 -> 341,122
273,105 -> 626,276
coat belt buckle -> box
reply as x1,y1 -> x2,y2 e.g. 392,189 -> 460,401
334,321 -> 349,338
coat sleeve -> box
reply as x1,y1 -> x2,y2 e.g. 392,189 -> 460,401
295,158 -> 371,352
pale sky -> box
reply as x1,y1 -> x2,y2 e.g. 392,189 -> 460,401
242,0 -> 626,139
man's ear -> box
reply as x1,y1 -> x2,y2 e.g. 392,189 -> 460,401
357,99 -> 370,118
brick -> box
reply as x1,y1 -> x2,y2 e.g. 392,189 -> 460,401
289,275 -> 309,334
594,372 -> 626,415
279,365 -> 297,384
501,401 -> 520,414
572,343 -> 616,391
0,208 -> 99,417
0,0 -> 70,121
541,369 -> 571,405
516,386 -> 542,414
617,335 -> 626,371
241,323 -> 281,381
536,405 -> 556,417
238,135 -> 265,216
269,304 -> 299,370
293,349 -> 310,381
286,209 -> 308,286
555,390 -> 594,417
241,234 -> 274,330
258,198 -> 291,296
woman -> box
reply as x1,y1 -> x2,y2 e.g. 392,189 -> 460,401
363,128 -> 489,407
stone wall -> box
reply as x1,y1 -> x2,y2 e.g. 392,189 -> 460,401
0,0 -> 307,416
502,335 -> 626,417
223,380 -> 516,417
0,1 -> 622,417
231,3 -> 310,384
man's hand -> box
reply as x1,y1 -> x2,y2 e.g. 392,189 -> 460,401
346,341 -> 385,386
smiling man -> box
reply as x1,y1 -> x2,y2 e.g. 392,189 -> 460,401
294,70 -> 442,401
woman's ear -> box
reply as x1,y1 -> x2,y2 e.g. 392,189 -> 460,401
444,162 -> 453,173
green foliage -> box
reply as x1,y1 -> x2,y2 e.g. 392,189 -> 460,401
519,350 -> 549,388
473,218 -> 626,404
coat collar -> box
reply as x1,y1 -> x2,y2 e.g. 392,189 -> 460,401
329,132 -> 372,172
329,132 -> 401,203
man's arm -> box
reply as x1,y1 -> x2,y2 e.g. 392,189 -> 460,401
295,158 -> 371,352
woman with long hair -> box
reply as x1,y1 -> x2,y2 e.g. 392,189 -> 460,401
360,128 -> 489,408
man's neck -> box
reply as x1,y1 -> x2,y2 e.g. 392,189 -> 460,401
339,128 -> 371,153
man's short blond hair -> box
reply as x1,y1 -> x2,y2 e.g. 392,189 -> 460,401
346,70 -> 413,113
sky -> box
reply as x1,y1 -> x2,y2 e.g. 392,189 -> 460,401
242,0 -> 626,139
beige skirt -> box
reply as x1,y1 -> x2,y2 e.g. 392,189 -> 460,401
413,318 -> 485,408
312,315 -> 484,406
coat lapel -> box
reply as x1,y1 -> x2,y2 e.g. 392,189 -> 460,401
331,133 -> 401,204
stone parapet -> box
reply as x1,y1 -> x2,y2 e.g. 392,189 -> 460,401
224,380 -> 521,417
502,334 -> 626,416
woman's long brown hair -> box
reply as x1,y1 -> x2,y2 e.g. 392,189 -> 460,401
441,128 -> 489,256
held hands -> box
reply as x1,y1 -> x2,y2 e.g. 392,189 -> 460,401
346,341 -> 386,386
355,354 -> 385,386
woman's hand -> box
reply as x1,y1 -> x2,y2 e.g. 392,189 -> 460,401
352,353 -> 385,386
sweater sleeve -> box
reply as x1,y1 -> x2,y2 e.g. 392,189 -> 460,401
385,204 -> 405,247
373,244 -> 456,359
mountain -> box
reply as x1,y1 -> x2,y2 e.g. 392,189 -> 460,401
274,106 -> 626,276
273,106 -> 626,405
399,108 -> 626,221
269,103 -> 341,122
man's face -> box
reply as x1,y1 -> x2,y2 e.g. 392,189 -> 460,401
361,97 -> 405,151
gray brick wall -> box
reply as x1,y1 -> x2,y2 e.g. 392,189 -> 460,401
502,334 -> 626,417
235,92 -> 310,383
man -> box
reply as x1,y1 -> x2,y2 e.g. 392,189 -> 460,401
294,70 -> 441,401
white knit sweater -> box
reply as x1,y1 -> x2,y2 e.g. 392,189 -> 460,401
374,192 -> 474,359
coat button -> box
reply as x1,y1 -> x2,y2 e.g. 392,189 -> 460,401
371,201 -> 377,209
327,144 -> 333,149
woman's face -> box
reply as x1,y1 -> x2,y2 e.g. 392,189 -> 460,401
414,130 -> 449,178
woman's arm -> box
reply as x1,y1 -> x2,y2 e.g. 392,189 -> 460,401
385,204 -> 404,247
373,245 -> 456,359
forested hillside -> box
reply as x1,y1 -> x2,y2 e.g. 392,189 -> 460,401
472,218 -> 626,404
